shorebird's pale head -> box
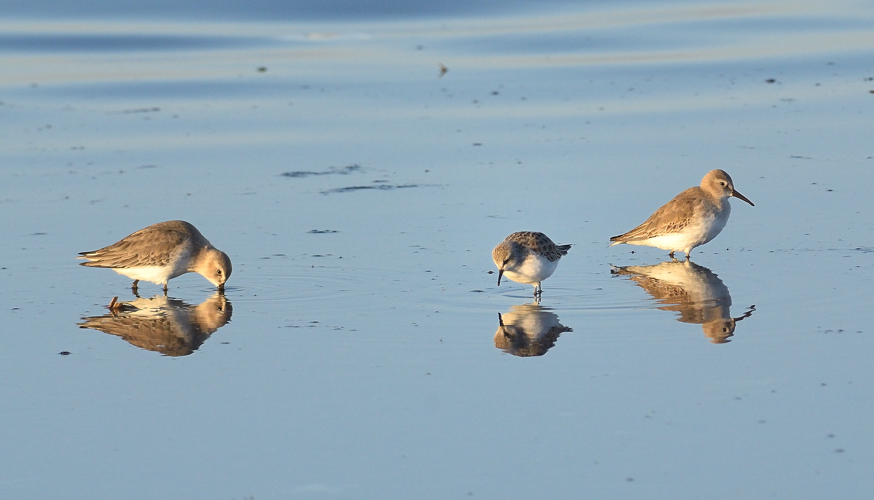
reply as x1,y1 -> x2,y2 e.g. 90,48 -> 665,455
492,241 -> 515,286
199,249 -> 233,290
703,169 -> 754,206
193,293 -> 233,331
702,319 -> 736,344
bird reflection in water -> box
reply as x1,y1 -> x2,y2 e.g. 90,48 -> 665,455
79,293 -> 232,356
611,260 -> 754,344
495,303 -> 572,356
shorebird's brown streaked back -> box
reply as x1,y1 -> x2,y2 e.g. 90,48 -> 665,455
492,231 -> 570,299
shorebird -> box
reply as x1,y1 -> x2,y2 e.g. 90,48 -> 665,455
492,231 -> 570,298
610,169 -> 753,259
79,220 -> 232,292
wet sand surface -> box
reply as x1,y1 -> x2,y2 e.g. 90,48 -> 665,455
1,1 -> 873,498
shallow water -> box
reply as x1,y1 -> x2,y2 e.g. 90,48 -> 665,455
1,1 -> 873,498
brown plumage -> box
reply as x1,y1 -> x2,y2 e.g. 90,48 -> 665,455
611,260 -> 755,344
495,305 -> 572,357
492,231 -> 571,298
79,220 -> 232,292
610,170 -> 754,259
501,231 -> 570,262
79,294 -> 232,356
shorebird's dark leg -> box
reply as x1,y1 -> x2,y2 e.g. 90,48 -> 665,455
131,280 -> 139,291
668,251 -> 675,259
163,283 -> 168,294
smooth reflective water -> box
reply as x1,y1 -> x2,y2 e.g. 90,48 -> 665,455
1,1 -> 873,498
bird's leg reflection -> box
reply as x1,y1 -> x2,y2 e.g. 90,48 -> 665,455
735,305 -> 756,322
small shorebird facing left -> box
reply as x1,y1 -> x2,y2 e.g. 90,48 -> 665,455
492,231 -> 571,298
79,220 -> 232,292
610,169 -> 754,260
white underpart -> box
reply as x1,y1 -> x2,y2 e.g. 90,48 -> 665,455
623,261 -> 730,304
501,304 -> 563,336
629,203 -> 730,254
110,247 -> 193,285
502,254 -> 558,286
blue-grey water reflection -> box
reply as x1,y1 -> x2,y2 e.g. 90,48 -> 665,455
78,293 -> 232,356
1,0 -> 874,498
612,260 -> 755,343
0,34 -> 267,53
495,304 -> 572,356
0,0 -> 585,21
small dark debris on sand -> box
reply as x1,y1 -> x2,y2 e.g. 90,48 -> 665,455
281,164 -> 362,178
320,183 -> 421,195
110,107 -> 161,114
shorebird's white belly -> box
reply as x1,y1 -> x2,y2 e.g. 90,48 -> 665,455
112,265 -> 188,284
503,255 -> 558,285
631,205 -> 730,253
110,246 -> 192,285
622,261 -> 730,303
501,304 -> 563,335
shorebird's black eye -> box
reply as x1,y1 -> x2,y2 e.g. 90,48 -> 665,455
217,270 -> 222,275
719,181 -> 726,186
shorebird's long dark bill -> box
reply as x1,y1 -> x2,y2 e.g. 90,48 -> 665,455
497,269 -> 504,286
732,189 -> 755,206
